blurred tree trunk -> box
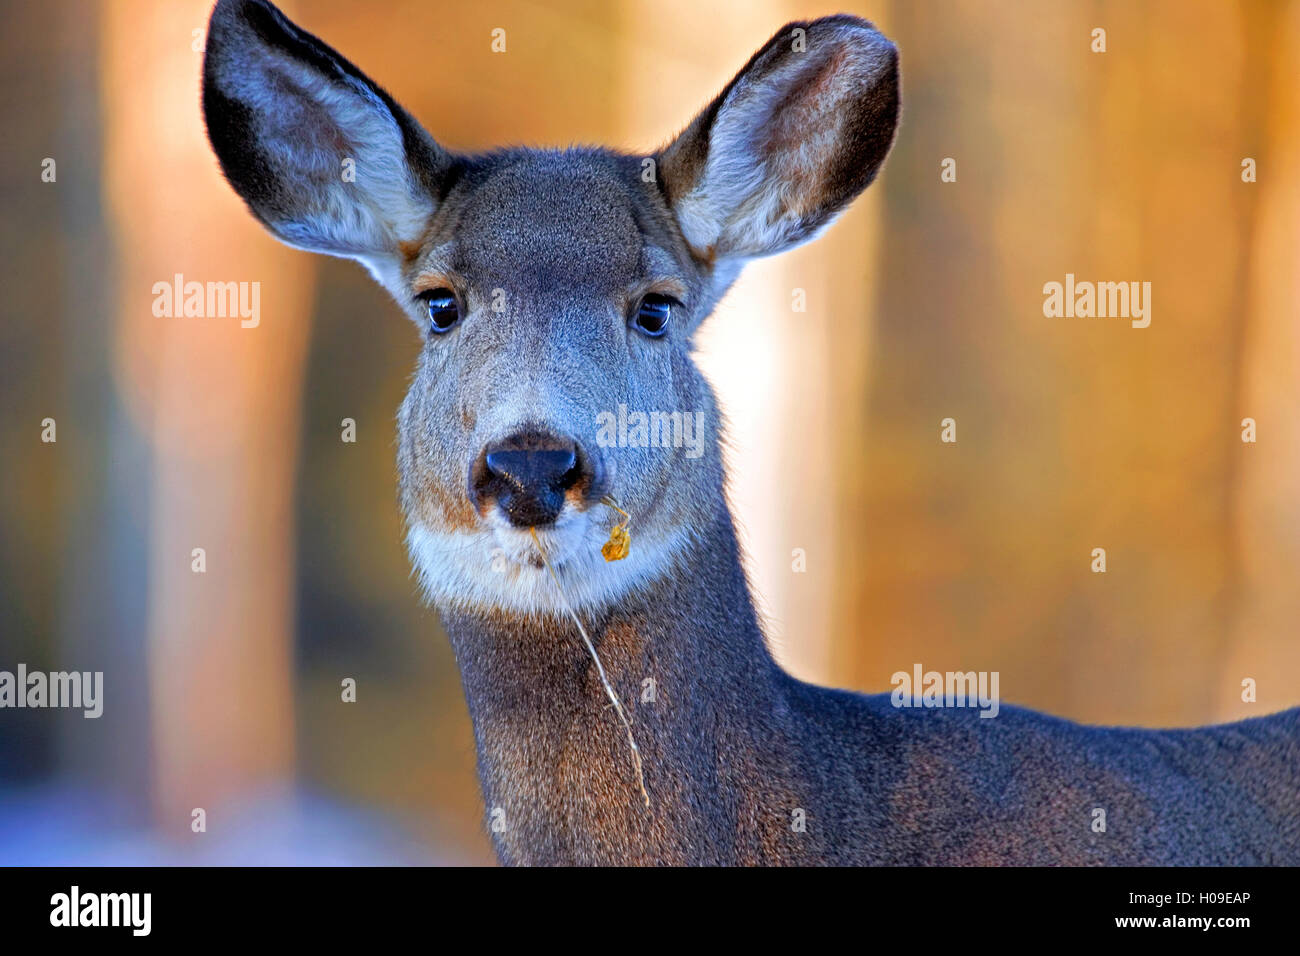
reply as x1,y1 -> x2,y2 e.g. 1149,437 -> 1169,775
1221,0 -> 1300,721
101,0 -> 314,832
53,0 -> 153,811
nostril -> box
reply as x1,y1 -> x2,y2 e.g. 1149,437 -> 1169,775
556,454 -> 583,493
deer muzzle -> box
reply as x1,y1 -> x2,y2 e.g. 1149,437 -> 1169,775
471,430 -> 597,527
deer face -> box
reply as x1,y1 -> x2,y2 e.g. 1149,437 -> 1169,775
392,151 -> 728,616
203,0 -> 899,616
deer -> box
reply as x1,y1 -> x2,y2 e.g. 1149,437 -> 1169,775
202,0 -> 1300,865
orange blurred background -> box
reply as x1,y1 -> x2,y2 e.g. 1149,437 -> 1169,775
1,0 -> 1297,863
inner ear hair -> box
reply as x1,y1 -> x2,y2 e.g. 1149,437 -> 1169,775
657,16 -> 900,263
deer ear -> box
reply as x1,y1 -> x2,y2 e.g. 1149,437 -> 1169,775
202,0 -> 453,277
658,16 -> 899,264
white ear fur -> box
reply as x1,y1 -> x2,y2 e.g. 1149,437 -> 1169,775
227,55 -> 433,256
663,17 -> 899,263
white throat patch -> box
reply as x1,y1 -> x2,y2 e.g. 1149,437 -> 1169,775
406,509 -> 692,618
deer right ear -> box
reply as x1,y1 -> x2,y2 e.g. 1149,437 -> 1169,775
658,16 -> 899,266
202,0 -> 454,282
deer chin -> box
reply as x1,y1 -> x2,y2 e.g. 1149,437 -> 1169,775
405,506 -> 691,619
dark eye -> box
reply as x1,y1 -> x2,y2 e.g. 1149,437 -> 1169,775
633,293 -> 673,337
418,288 -> 460,334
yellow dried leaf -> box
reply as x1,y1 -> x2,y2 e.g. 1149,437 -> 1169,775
599,495 -> 632,562
602,524 -> 631,562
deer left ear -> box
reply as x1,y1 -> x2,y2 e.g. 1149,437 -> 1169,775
658,16 -> 899,264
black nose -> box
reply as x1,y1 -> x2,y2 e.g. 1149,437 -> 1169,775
471,431 -> 589,527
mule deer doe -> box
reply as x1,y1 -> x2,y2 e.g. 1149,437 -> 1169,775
203,0 -> 1299,865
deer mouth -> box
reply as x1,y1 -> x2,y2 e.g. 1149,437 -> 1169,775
486,506 -> 592,571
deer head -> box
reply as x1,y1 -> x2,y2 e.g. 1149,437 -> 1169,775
203,0 -> 899,619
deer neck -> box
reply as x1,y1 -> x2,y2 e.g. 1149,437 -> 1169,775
439,500 -> 791,864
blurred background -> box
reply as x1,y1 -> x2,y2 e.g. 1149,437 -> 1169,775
1,0 -> 1297,864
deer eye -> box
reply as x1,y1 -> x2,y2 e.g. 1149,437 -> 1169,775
633,293 -> 673,338
418,288 -> 460,334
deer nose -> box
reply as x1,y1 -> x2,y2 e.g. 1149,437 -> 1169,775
471,431 -> 589,527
